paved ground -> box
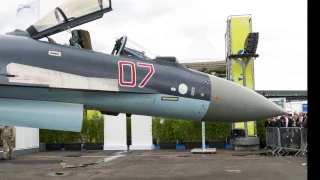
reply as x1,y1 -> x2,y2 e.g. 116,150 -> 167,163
0,149 -> 307,180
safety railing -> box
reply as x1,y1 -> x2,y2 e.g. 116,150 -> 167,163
265,127 -> 307,156
264,127 -> 281,156
298,128 -> 308,156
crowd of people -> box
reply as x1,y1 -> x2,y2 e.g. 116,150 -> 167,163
265,112 -> 308,149
265,112 -> 308,129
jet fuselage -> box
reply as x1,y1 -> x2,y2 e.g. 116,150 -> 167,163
0,34 -> 286,131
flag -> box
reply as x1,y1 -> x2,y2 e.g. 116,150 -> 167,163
16,0 -> 39,18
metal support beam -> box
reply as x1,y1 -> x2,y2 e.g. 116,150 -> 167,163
231,57 -> 253,137
191,121 -> 216,154
202,121 -> 206,150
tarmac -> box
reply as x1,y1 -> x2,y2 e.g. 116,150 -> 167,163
0,149 -> 307,180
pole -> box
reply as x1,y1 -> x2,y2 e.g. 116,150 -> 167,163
202,122 -> 205,150
242,61 -> 246,87
242,60 -> 248,137
37,0 -> 40,20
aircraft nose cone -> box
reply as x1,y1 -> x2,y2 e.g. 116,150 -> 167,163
202,75 -> 286,122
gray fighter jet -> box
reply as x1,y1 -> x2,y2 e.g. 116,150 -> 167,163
0,0 -> 286,132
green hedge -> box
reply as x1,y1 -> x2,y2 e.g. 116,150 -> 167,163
39,110 -> 104,143
40,111 -> 266,143
152,117 -> 231,142
256,119 -> 266,140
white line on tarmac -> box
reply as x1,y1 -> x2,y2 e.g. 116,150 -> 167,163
96,151 -> 126,163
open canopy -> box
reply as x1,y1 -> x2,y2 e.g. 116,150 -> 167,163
26,0 -> 112,39
111,35 -> 156,60
110,35 -> 178,63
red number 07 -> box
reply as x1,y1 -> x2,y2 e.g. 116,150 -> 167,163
118,61 -> 155,88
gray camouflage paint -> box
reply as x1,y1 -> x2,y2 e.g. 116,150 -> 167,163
0,35 -> 211,101
0,34 -> 212,131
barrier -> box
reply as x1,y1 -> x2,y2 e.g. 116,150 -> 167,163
298,128 -> 308,156
278,127 -> 302,156
265,127 -> 307,156
103,114 -> 154,151
129,115 -> 154,150
264,127 -> 281,156
103,114 -> 128,150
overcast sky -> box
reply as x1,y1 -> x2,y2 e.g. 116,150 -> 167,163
0,0 -> 307,91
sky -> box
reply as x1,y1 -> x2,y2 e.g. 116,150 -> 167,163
0,0 -> 307,91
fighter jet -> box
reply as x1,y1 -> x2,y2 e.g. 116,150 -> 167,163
0,0 -> 286,132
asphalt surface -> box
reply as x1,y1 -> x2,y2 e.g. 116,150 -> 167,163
0,149 -> 307,180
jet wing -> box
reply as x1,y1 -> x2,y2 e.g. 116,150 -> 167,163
26,0 -> 113,39
0,81 -> 48,88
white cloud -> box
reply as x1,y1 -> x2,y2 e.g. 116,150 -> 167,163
0,0 -> 307,90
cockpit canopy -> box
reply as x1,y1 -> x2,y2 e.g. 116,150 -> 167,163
26,0 -> 112,39
111,35 -> 178,63
22,0 -> 179,64
111,36 -> 156,60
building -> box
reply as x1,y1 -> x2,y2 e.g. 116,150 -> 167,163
181,59 -> 227,78
255,90 -> 307,102
182,60 -> 307,100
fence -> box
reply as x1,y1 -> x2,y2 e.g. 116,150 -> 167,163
265,127 -> 307,156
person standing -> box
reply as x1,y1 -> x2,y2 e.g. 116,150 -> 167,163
272,117 -> 283,147
1,126 -> 16,160
297,112 -> 304,128
265,118 -> 274,147
283,114 -> 294,148
292,114 -> 300,148
303,113 -> 308,142
265,118 -> 273,128
273,116 -> 283,128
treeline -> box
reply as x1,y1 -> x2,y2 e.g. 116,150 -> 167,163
40,111 -> 267,143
